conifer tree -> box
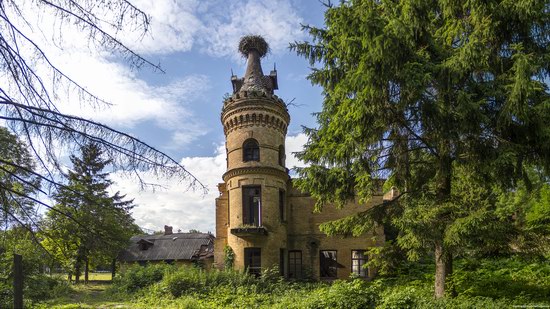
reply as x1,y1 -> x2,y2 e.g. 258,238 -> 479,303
292,0 -> 550,298
0,126 -> 40,228
42,143 -> 140,283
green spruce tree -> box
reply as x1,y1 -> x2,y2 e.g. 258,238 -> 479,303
0,126 -> 40,228
292,0 -> 550,298
42,143 -> 140,283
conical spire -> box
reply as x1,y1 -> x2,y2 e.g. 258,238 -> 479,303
231,35 -> 278,94
242,48 -> 265,92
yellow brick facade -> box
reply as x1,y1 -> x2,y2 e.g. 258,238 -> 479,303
214,36 -> 386,280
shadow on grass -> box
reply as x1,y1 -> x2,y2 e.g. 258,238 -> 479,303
34,282 -> 132,309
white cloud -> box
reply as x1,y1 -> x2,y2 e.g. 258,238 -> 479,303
198,0 -> 305,59
6,0 -> 305,150
110,133 -> 308,234
123,0 -> 203,55
46,51 -> 210,149
110,145 -> 226,233
6,1 -> 310,232
286,133 -> 308,170
119,0 -> 305,58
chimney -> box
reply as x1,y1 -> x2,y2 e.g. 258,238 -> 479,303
164,225 -> 173,235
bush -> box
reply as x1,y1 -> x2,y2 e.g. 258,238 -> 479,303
112,263 -> 173,293
109,257 -> 550,308
293,279 -> 377,309
0,274 -> 71,308
163,266 -> 255,297
378,286 -> 419,309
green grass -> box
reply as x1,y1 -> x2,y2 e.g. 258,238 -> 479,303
51,272 -> 113,281
33,283 -> 129,309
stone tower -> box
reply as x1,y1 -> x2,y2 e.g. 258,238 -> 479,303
215,36 -> 290,274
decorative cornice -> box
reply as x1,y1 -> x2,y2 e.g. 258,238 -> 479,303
223,166 -> 289,182
221,91 -> 290,136
222,111 -> 288,135
223,90 -> 287,109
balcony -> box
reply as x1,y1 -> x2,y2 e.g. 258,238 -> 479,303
230,225 -> 268,237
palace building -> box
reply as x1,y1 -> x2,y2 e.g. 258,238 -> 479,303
213,36 -> 392,280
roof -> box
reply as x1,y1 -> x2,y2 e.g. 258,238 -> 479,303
118,232 -> 215,262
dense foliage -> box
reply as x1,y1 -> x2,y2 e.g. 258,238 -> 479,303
35,258 -> 549,308
0,228 -> 71,308
0,126 -> 40,228
291,0 -> 550,298
41,143 -> 140,283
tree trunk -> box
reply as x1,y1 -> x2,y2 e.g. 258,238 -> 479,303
84,257 -> 89,284
446,253 -> 456,297
434,146 -> 453,299
434,242 -> 447,299
111,258 -> 116,280
67,272 -> 72,283
13,254 -> 23,309
75,257 -> 81,284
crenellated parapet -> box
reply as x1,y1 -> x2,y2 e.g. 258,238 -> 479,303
221,93 -> 289,135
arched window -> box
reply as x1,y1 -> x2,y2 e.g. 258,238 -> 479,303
278,145 -> 285,166
243,139 -> 260,162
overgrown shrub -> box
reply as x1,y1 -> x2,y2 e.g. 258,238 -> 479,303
452,257 -> 550,301
108,257 -> 550,308
300,279 -> 377,309
163,266 -> 255,297
0,274 -> 71,308
112,263 -> 173,293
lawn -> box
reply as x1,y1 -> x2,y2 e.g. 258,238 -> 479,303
51,272 -> 113,281
34,283 -> 130,309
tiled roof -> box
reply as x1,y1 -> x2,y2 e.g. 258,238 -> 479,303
118,232 -> 214,262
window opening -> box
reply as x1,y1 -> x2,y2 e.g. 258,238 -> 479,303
243,139 -> 260,162
320,250 -> 337,279
351,250 -> 368,277
278,145 -> 285,166
243,186 -> 261,226
288,250 -> 302,279
245,248 -> 261,277
279,189 -> 285,222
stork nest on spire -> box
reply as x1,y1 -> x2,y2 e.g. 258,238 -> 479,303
238,35 -> 269,58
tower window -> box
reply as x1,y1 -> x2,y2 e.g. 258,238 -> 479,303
244,247 -> 261,277
279,189 -> 285,222
351,250 -> 368,278
278,145 -> 285,166
243,186 -> 261,226
243,139 -> 260,162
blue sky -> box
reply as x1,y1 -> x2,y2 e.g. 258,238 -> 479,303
21,0 -> 329,233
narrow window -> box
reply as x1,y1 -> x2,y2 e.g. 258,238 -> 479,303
244,248 -> 261,277
279,248 -> 285,277
227,189 -> 230,226
278,145 -> 285,166
242,186 -> 261,226
243,139 -> 260,162
320,250 -> 337,279
279,189 -> 285,222
288,250 -> 302,279
351,250 -> 368,278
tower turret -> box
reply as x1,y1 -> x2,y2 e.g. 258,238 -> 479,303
217,35 -> 290,275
